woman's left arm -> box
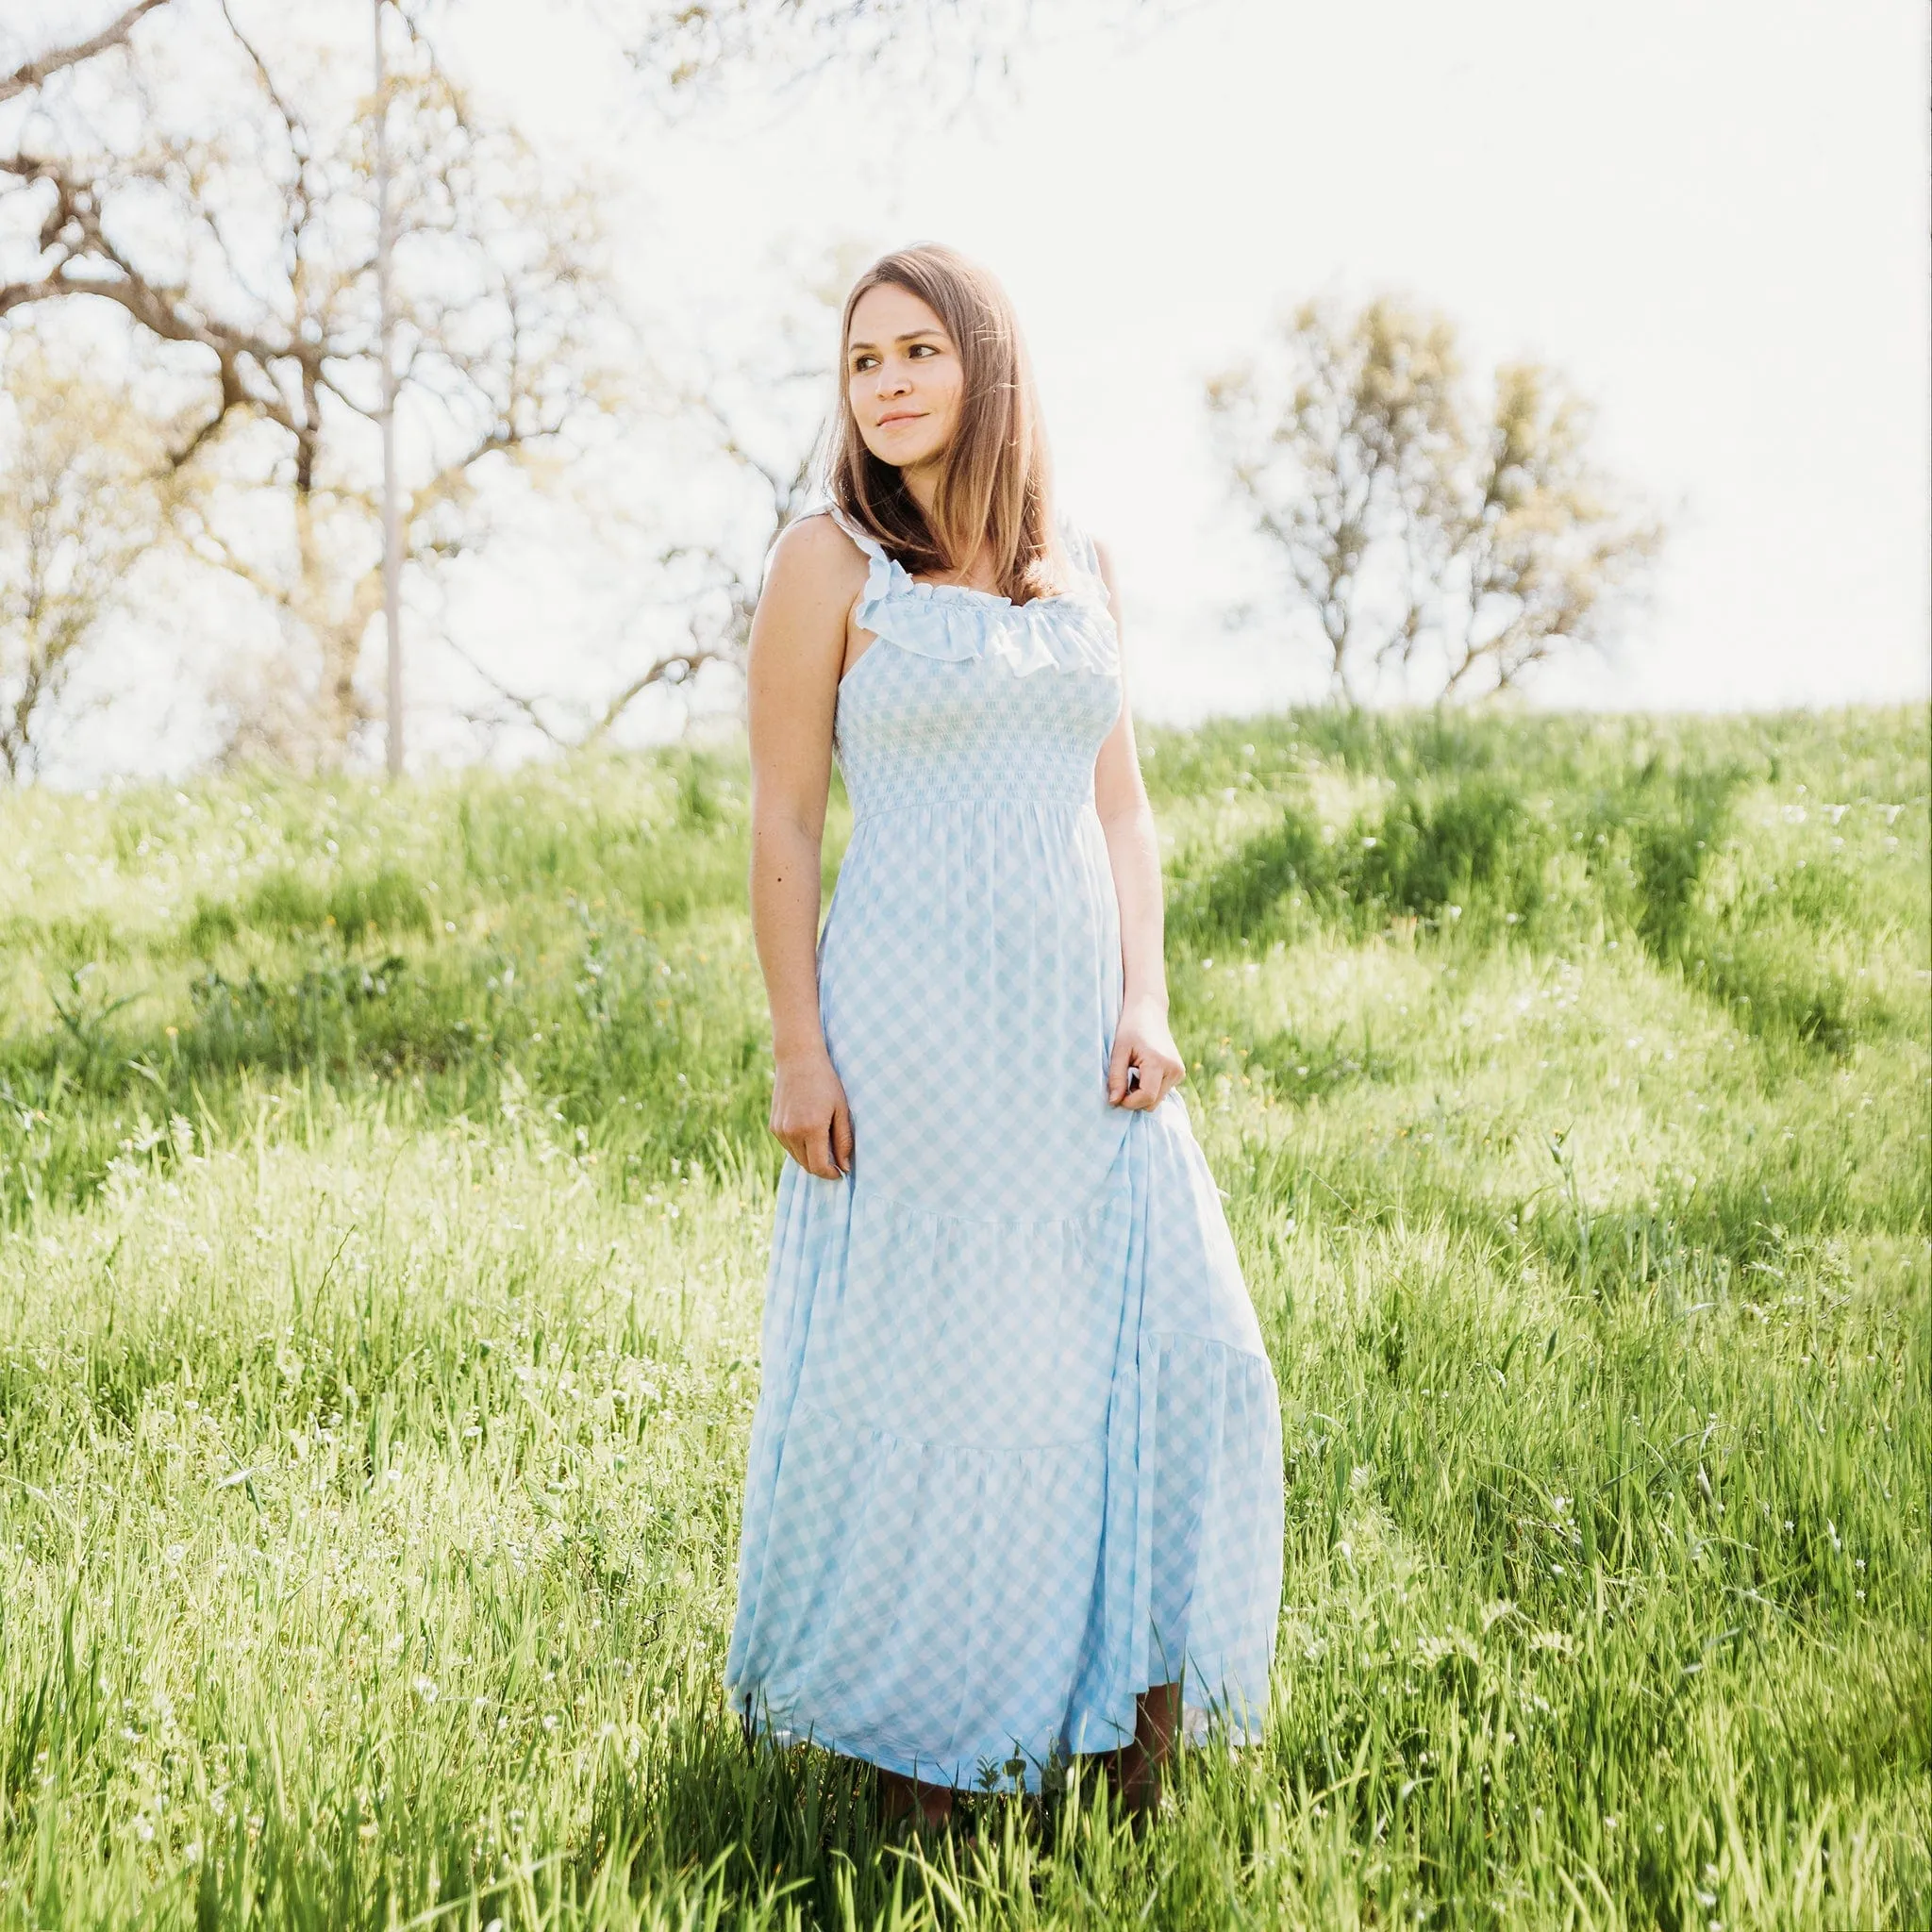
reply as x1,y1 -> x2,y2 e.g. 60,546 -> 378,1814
1091,540 -> 1187,1111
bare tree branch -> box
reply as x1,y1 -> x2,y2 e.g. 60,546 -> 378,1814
3,6 -> 623,767
0,0 -> 170,105
441,637 -> 573,747
579,644 -> 727,746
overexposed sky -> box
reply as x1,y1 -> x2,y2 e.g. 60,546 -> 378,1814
445,0 -> 1930,726
17,0 -> 1930,784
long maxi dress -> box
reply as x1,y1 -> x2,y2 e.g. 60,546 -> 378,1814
724,504 -> 1284,1793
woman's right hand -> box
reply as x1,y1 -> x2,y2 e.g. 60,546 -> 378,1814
770,1046 -> 854,1178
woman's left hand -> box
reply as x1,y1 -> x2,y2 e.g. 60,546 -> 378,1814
1108,993 -> 1186,1110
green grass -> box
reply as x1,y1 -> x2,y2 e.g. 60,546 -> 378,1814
0,708 -> 1925,1928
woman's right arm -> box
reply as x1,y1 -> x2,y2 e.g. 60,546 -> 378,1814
745,514 -> 866,1179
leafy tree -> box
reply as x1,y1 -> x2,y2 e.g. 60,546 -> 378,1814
1208,294 -> 1663,706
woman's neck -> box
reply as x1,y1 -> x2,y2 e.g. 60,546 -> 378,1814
898,460 -> 940,520
894,460 -> 996,590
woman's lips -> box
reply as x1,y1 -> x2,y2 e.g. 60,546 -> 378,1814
875,412 -> 924,427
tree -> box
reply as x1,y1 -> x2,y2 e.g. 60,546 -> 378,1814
2,3 -> 1167,778
1208,294 -> 1663,706
0,337 -> 163,782
448,241 -> 858,754
0,2 -> 168,109
1,1 -> 619,769
622,0 -> 1150,102
1424,361 -> 1665,700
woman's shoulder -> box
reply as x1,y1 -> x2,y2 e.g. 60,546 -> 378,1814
761,508 -> 874,598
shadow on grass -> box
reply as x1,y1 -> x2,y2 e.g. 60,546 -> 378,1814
581,1705 -> 1163,1930
1167,750 -> 1911,1067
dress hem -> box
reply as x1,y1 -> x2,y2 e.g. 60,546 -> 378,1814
726,1688 -> 1270,1795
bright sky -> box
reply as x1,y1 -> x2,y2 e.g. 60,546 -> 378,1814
441,0 -> 1930,730
16,0 -> 1929,784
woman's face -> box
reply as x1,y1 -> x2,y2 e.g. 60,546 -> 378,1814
845,282 -> 963,475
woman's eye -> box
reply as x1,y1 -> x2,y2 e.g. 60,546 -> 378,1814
909,343 -> 938,358
851,356 -> 877,373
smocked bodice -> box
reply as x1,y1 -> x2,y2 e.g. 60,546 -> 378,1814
819,507 -> 1124,822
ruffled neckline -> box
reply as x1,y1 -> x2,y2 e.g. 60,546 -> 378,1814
827,507 -> 1120,683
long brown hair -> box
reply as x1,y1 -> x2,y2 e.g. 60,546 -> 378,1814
824,243 -> 1066,605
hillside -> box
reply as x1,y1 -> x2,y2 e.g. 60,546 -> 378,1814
0,707 -> 1924,1927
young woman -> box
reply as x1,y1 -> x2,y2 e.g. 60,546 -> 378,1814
725,243 -> 1283,1830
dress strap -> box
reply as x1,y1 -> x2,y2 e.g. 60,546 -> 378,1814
760,501 -> 890,592
823,501 -> 890,562
1056,510 -> 1108,593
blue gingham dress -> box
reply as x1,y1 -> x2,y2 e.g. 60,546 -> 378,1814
724,504 -> 1283,1791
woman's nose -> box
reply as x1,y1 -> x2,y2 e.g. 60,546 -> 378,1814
875,361 -> 911,397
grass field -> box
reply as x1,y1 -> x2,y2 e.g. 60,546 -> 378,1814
0,707 -> 1925,1929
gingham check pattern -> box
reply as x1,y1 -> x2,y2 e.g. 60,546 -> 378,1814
724,510 -> 1284,1791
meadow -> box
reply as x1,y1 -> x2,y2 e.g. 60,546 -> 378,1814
0,706 -> 1924,1929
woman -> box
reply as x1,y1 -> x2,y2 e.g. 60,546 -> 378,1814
725,243 -> 1283,1831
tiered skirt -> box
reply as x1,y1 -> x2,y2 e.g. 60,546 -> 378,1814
724,1083 -> 1284,1790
